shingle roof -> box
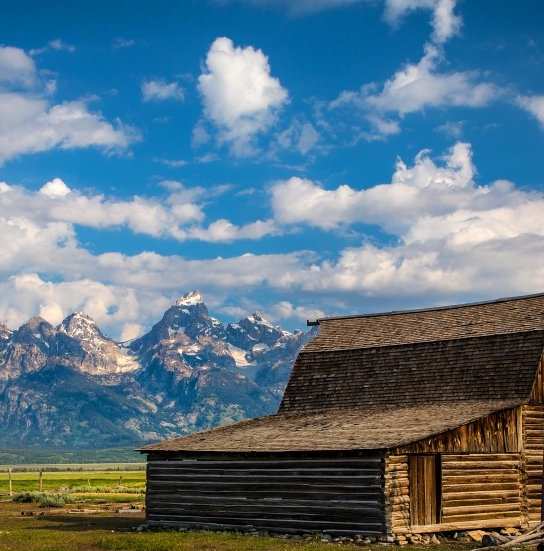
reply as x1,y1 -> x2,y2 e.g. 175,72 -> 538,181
142,293 -> 544,454
307,292 -> 544,352
139,401 -> 521,452
279,330 -> 544,412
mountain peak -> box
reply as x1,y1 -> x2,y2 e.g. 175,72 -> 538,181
59,312 -> 100,339
175,290 -> 204,307
247,312 -> 273,327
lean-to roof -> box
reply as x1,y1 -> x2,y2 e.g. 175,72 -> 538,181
140,400 -> 520,452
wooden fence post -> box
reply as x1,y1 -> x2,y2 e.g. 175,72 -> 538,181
8,468 -> 12,497
39,469 -> 43,492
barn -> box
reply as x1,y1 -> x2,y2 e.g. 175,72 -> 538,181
139,293 -> 544,538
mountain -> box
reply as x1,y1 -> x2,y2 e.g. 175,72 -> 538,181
0,291 -> 316,451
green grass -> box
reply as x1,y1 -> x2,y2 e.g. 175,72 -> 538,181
0,499 -> 484,551
0,470 -> 146,495
0,468 -> 518,551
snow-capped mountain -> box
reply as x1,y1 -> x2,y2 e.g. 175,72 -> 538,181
0,291 -> 317,450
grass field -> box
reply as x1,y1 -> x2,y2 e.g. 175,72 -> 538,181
0,469 -> 146,495
0,469 -> 494,551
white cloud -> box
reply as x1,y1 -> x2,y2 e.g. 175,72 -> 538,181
113,38 -> 136,49
155,158 -> 188,167
241,0 -> 365,16
383,0 -> 461,44
39,177 -> 72,197
367,45 -> 496,114
0,95 -> 139,164
265,142 -> 544,307
29,39 -> 76,56
270,142 -> 538,237
516,94 -> 544,129
0,46 -> 36,88
189,219 -> 278,242
197,37 -> 288,156
271,301 -> 325,323
332,45 -> 497,124
0,178 -> 280,244
2,142 -> 544,338
240,0 -> 460,44
0,45 -> 139,165
275,120 -> 321,155
141,79 -> 184,102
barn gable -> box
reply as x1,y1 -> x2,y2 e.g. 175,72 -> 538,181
141,293 -> 544,537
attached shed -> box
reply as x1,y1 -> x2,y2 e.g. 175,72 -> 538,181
140,293 -> 544,538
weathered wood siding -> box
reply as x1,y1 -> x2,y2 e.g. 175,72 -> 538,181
529,354 -> 544,404
522,405 -> 544,525
145,453 -> 387,536
395,408 -> 521,454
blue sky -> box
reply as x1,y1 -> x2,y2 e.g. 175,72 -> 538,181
1,0 -> 544,340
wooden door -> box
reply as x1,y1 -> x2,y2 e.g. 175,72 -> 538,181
410,455 -> 441,526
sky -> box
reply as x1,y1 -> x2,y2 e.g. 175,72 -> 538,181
1,0 -> 544,341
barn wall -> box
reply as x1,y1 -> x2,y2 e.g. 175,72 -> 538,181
384,454 -> 410,535
528,354 -> 544,404
394,408 -> 521,454
522,405 -> 544,525
440,454 -> 522,527
386,453 -> 524,535
145,452 -> 387,536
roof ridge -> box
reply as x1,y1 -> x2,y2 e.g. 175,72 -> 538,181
299,327 -> 544,352
309,291 -> 544,325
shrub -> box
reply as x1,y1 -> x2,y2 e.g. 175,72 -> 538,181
13,491 -> 75,507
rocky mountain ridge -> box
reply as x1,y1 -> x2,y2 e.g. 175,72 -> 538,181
0,291 -> 316,450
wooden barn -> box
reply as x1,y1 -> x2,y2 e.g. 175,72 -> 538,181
139,293 -> 544,538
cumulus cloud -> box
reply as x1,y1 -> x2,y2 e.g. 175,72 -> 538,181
321,1 -> 495,141
271,301 -> 325,323
366,45 -> 497,115
384,0 -> 462,44
332,45 -> 497,125
2,142 -> 544,338
0,177 -> 279,245
197,37 -> 288,156
39,177 -> 72,197
0,46 -> 36,88
516,94 -> 544,129
189,219 -> 278,242
239,0 -> 460,43
0,45 -> 139,165
141,79 -> 184,102
265,142 -> 544,307
269,142 -> 539,237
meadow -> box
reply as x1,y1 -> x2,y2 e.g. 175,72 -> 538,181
0,468 -> 483,551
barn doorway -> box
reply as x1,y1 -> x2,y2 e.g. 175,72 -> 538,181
409,454 -> 442,526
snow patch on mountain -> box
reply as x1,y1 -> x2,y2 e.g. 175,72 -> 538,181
175,290 -> 203,307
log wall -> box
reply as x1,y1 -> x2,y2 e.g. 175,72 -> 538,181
387,453 -> 524,535
145,453 -> 387,536
440,454 -> 522,527
384,454 -> 410,535
522,405 -> 544,525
